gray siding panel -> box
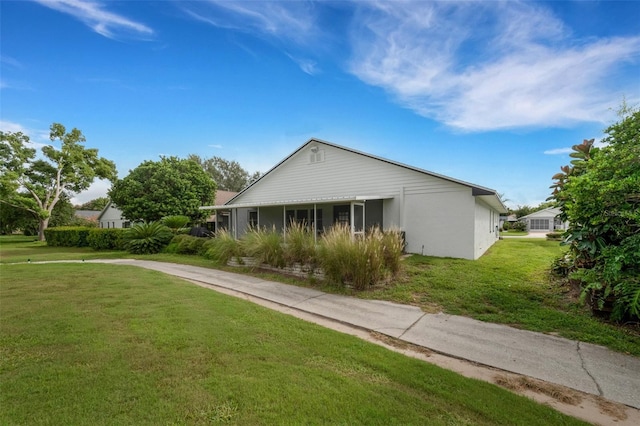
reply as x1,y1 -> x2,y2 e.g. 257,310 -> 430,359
234,143 -> 465,205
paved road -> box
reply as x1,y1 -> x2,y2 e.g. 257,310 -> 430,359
46,259 -> 640,409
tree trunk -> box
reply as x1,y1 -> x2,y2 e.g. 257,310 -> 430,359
38,217 -> 50,242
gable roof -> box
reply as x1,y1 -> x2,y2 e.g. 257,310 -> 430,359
212,138 -> 507,213
520,207 -> 562,220
97,200 -> 121,221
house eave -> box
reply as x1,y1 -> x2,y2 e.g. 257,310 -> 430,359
200,194 -> 393,210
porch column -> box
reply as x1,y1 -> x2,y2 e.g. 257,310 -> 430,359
313,203 -> 317,244
283,205 -> 287,242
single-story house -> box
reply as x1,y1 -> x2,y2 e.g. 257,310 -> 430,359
201,139 -> 508,260
98,201 -> 130,229
519,207 -> 568,233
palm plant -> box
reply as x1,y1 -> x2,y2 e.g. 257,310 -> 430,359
125,221 -> 173,254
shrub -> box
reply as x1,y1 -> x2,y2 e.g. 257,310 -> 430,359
44,227 -> 91,247
510,221 -> 527,232
546,232 -> 563,241
125,221 -> 173,254
202,229 -> 243,264
165,234 -> 208,255
87,228 -> 126,250
241,226 -> 285,268
162,215 -> 191,234
283,221 -> 317,267
502,221 -> 512,231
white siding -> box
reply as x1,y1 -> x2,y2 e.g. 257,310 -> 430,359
99,204 -> 127,229
474,199 -> 499,259
234,143 -> 464,206
404,190 -> 475,259
228,141 -> 503,259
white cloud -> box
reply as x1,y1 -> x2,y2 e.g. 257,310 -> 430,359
208,144 -> 223,149
180,0 -> 640,131
543,147 -> 572,155
348,1 -> 640,131
34,0 -> 153,40
0,120 -> 50,147
70,178 -> 111,205
286,53 -> 320,75
183,0 -> 316,43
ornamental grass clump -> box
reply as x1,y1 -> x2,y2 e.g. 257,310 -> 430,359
283,221 -> 317,268
241,226 -> 285,268
381,227 -> 404,275
202,229 -> 242,264
125,221 -> 173,254
319,225 -> 403,290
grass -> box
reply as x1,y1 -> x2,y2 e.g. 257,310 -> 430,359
0,262 -> 586,425
363,239 -> 640,355
1,235 -> 638,356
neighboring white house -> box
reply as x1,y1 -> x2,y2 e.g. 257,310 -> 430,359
201,139 -> 508,260
519,207 -> 568,233
98,201 -> 130,229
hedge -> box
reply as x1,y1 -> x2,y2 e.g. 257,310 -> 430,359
44,227 -> 92,247
87,228 -> 127,250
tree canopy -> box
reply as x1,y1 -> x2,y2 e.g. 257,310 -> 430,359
109,156 -> 217,223
0,123 -> 116,240
550,106 -> 640,320
77,196 -> 109,211
188,154 -> 260,192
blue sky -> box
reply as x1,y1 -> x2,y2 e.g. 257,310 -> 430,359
1,0 -> 639,208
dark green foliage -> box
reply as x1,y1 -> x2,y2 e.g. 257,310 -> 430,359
109,156 -> 216,223
125,222 -> 173,254
87,228 -> 127,250
0,124 -> 116,241
44,227 -> 92,247
510,221 -> 527,232
162,215 -> 191,234
188,154 -> 261,192
165,234 -> 208,255
77,197 -> 109,211
546,232 -> 563,241
550,107 -> 640,321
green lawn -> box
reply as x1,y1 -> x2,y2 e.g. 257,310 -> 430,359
362,239 -> 640,355
1,235 -> 638,356
0,262 -> 585,425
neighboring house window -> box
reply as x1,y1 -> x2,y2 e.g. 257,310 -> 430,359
530,219 -> 549,230
123,222 -> 131,228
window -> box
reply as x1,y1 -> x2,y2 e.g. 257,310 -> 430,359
309,147 -> 325,164
248,211 -> 258,228
530,219 -> 549,230
334,205 -> 350,226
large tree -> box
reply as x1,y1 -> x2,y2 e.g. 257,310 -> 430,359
77,196 -> 109,211
0,123 -> 116,240
188,154 -> 260,192
550,106 -> 640,320
109,156 -> 217,222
